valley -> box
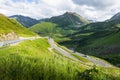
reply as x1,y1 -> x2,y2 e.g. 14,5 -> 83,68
0,7 -> 120,80
0,35 -> 120,80
28,12 -> 120,67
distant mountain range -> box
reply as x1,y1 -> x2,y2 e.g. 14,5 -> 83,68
10,12 -> 89,28
9,15 -> 40,28
109,12 -> 120,21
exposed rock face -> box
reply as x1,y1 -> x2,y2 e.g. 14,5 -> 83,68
0,31 -> 18,42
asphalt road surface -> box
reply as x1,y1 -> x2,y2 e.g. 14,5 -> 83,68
48,38 -> 113,67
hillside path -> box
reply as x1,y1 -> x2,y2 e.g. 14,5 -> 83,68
0,36 -> 41,47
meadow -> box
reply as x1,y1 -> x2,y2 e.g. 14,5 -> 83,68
0,38 -> 120,80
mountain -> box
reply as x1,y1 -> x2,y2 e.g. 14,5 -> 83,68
0,13 -> 120,80
45,12 -> 89,28
9,15 -> 40,28
77,12 -> 120,32
110,12 -> 120,21
60,12 -> 120,66
0,14 -> 36,37
30,12 -> 90,42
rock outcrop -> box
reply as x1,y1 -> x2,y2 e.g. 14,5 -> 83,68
0,31 -> 18,42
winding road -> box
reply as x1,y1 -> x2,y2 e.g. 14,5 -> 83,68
48,38 -> 113,67
0,36 -> 40,47
0,36 -> 113,67
48,38 -> 79,61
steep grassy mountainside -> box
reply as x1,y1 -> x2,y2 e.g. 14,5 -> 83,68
9,15 -> 40,28
0,14 -> 36,37
59,12 -> 120,67
0,38 -> 120,80
76,31 -> 120,66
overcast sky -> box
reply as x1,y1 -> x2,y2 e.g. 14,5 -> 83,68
0,0 -> 120,21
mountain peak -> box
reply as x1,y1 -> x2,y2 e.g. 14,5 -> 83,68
110,12 -> 120,21
64,12 -> 77,15
63,12 -> 89,24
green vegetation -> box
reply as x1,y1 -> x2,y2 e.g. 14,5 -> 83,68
71,53 -> 90,63
30,21 -> 73,42
0,38 -> 120,80
58,12 -> 120,67
59,20 -> 120,66
29,22 -> 58,37
30,12 -> 90,42
56,44 -> 90,63
0,14 -> 36,37
0,38 -> 83,80
76,31 -> 120,66
0,12 -> 120,79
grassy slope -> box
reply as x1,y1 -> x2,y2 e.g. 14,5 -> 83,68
0,38 -> 86,80
76,31 -> 120,66
59,21 -> 120,66
0,38 -> 120,80
0,14 -> 36,37
29,22 -> 58,36
29,22 -> 71,42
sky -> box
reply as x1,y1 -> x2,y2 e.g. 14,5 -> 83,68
0,0 -> 120,21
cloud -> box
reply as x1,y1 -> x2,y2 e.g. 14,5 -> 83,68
0,0 -> 120,21
72,0 -> 113,10
72,0 -> 120,21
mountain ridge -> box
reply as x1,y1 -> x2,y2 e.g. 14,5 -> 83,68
9,15 -> 40,28
44,12 -> 90,28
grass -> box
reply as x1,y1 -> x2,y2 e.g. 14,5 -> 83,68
56,43 -> 90,62
0,38 -> 120,80
0,38 -> 85,80
29,21 -> 74,43
71,53 -> 90,63
0,14 -> 36,37
29,22 -> 57,36
89,55 -> 113,66
63,30 -> 120,66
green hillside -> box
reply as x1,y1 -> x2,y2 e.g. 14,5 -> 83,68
75,31 -> 120,66
29,22 -> 57,36
0,14 -> 36,37
30,22 -> 72,42
60,22 -> 120,66
58,12 -> 120,67
0,38 -> 120,80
